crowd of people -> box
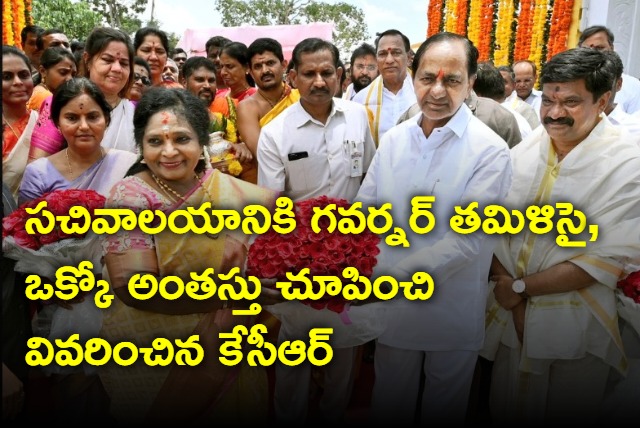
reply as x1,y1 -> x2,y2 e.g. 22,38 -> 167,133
2,20 -> 640,426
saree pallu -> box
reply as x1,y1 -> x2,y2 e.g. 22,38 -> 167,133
30,97 -> 137,155
3,110 -> 38,198
100,170 -> 276,425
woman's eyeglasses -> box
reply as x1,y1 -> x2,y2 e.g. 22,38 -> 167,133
135,74 -> 151,86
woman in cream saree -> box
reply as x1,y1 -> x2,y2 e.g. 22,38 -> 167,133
100,88 -> 278,425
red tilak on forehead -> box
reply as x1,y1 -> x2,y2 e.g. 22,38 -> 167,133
161,111 -> 170,125
437,69 -> 444,80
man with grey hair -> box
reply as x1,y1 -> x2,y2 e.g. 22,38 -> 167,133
498,65 -> 540,129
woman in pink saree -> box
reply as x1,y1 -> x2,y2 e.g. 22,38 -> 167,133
28,27 -> 137,162
100,87 -> 282,425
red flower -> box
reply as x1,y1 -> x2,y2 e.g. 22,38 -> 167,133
617,270 -> 640,303
2,189 -> 106,251
247,196 -> 381,313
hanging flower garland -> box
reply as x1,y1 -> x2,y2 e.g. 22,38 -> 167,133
455,0 -> 470,36
24,0 -> 33,26
444,0 -> 459,33
481,0 -> 496,61
13,0 -> 27,50
467,0 -> 483,49
3,0 -> 15,46
514,0 -> 535,60
2,0 -> 33,49
428,0 -> 445,37
494,0 -> 516,66
528,0 -> 549,84
547,0 -> 574,60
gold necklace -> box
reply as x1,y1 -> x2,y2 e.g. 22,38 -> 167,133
151,172 -> 187,202
257,89 -> 277,108
66,147 -> 105,177
151,171 -> 218,239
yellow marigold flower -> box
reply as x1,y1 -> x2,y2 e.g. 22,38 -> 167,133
228,160 -> 243,176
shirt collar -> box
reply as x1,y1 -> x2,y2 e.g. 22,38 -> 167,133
412,103 -> 472,140
291,98 -> 344,128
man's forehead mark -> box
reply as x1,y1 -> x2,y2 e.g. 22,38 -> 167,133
79,103 -> 84,110
437,69 -> 445,80
555,85 -> 560,92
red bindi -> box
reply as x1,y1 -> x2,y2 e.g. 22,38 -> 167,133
437,69 -> 444,80
161,111 -> 170,125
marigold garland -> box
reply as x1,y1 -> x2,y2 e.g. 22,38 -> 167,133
467,0 -> 482,48
456,0 -> 469,36
3,0 -> 33,49
514,0 -> 535,61
528,0 -> 549,85
547,0 -> 574,60
494,0 -> 516,66
427,0 -> 576,69
428,0 -> 445,37
3,0 -> 15,46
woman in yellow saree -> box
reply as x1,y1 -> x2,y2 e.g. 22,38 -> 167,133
99,87 -> 281,425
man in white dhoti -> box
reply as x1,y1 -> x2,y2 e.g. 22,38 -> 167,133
482,47 -> 640,425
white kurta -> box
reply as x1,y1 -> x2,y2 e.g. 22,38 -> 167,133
356,104 -> 512,351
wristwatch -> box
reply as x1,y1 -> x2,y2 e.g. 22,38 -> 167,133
511,278 -> 529,299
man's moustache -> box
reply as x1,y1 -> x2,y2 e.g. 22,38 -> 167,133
310,88 -> 330,95
543,117 -> 574,126
261,73 -> 275,81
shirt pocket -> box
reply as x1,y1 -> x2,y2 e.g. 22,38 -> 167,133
284,154 -> 326,192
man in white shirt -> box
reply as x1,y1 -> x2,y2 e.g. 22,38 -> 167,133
356,32 -> 512,425
352,29 -> 417,146
579,25 -> 640,114
601,50 -> 640,140
342,42 -> 378,101
257,37 -> 376,423
498,65 -> 540,129
474,62 -> 533,140
512,60 -> 542,119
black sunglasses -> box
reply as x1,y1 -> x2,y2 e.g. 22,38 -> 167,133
135,73 -> 151,86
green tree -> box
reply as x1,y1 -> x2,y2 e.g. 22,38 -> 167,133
214,0 -> 368,57
83,0 -> 147,35
32,0 -> 104,41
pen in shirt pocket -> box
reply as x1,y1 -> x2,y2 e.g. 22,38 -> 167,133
430,179 -> 440,194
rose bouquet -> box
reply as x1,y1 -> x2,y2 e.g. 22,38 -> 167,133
246,195 -> 388,348
616,270 -> 640,335
2,189 -> 106,278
